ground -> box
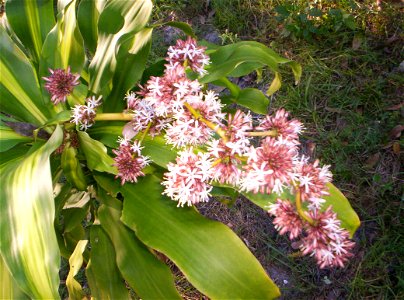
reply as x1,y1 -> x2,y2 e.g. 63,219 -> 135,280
152,1 -> 403,299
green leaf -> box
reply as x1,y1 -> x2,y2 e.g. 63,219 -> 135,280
86,225 -> 130,299
5,0 -> 55,63
89,0 -> 152,94
142,135 -> 177,168
66,240 -> 88,300
201,41 -> 301,86
121,175 -> 280,299
160,21 -> 196,38
61,145 -> 88,191
87,122 -> 125,148
39,0 -> 85,104
105,28 -> 152,112
0,26 -> 54,125
0,126 -> 63,299
97,191 -> 181,299
0,125 -> 32,152
220,183 -> 360,237
0,255 -> 29,299
266,72 -> 282,96
77,0 -> 107,54
77,131 -> 117,174
0,145 -> 30,169
235,88 -> 269,114
323,183 -> 360,237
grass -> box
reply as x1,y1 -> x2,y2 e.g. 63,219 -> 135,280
154,0 -> 403,298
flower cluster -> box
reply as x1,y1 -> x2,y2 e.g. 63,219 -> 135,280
113,138 -> 150,185
70,96 -> 102,130
59,37 -> 355,269
167,37 -> 210,75
43,67 -> 80,104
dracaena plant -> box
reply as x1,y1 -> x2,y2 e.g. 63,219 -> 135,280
0,0 -> 360,299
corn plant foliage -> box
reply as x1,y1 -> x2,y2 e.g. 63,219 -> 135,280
88,0 -> 152,94
5,0 -> 55,64
120,175 -> 281,299
0,0 -> 361,299
0,26 -> 54,125
0,126 -> 62,299
97,190 -> 181,299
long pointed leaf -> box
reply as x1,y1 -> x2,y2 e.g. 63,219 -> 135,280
40,0 -> 85,75
0,255 -> 29,299
121,175 -> 280,299
5,0 -> 55,63
89,0 -> 152,94
86,225 -> 130,299
66,240 -> 88,300
0,126 -> 63,298
0,26 -> 54,125
97,190 -> 181,299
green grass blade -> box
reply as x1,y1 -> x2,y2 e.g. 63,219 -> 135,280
0,126 -> 63,299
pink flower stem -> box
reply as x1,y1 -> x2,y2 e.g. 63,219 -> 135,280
183,102 -> 228,143
94,113 -> 134,121
295,187 -> 316,226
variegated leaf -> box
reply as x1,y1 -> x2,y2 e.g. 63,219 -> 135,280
0,25 -> 55,125
5,0 -> 55,63
89,0 -> 152,94
0,126 -> 63,299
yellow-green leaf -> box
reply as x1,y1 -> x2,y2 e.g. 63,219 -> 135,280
66,240 -> 88,300
0,126 -> 63,299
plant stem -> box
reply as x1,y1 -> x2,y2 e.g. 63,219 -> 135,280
94,113 -> 133,121
245,129 -> 278,137
140,122 -> 153,142
183,102 -> 228,142
295,187 -> 316,226
218,77 -> 240,97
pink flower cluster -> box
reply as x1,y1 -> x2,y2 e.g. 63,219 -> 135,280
43,67 -> 80,104
109,37 -> 355,268
70,96 -> 102,130
113,138 -> 150,185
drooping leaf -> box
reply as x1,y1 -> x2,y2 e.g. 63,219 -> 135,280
97,190 -> 181,299
61,144 -> 88,191
89,0 -> 153,94
5,0 -> 55,63
86,225 -> 130,299
201,41 -> 301,85
0,26 -> 54,125
39,0 -> 85,105
0,125 -> 32,152
235,88 -> 269,114
66,240 -> 88,300
77,0 -> 107,54
157,21 -> 196,38
77,131 -> 117,174
121,175 -> 280,299
0,126 -> 63,299
323,183 -> 360,237
266,72 -> 282,96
